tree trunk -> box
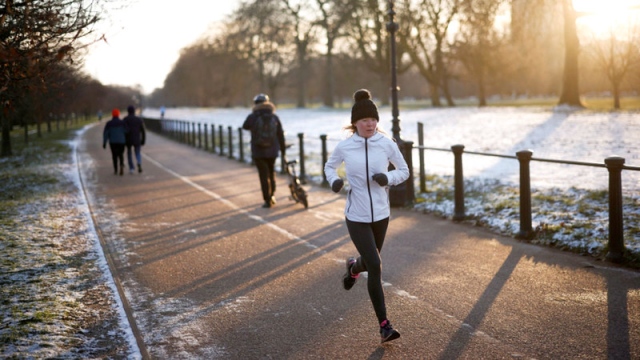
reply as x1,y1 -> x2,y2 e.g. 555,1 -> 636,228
558,0 -> 583,106
613,81 -> 621,109
323,40 -> 335,108
430,84 -> 442,107
442,78 -> 456,107
296,39 -> 308,108
477,71 -> 487,107
1,113 -> 12,157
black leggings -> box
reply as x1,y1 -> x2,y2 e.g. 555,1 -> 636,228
254,157 -> 276,202
109,143 -> 125,173
346,217 -> 390,324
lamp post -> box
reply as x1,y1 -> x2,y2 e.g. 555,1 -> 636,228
387,0 -> 415,207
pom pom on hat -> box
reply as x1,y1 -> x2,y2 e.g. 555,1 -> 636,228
351,89 -> 379,123
112,108 -> 120,117
353,89 -> 372,102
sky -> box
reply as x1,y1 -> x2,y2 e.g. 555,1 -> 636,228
82,0 -> 640,95
83,0 -> 240,94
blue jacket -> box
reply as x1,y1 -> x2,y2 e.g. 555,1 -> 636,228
103,117 -> 128,145
242,102 -> 285,159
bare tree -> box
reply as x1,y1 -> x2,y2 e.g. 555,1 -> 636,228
346,0 -> 412,105
315,0 -> 357,107
1,0 -> 102,156
224,0 -> 294,103
281,0 -> 318,108
586,25 -> 640,109
453,0 -> 507,106
399,0 -> 461,107
557,0 -> 583,106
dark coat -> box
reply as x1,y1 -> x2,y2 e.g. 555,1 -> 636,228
242,102 -> 285,159
103,117 -> 128,145
123,114 -> 146,146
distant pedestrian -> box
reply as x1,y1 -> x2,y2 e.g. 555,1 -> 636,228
97,110 -> 103,122
103,108 -> 127,176
242,94 -> 285,208
160,106 -> 166,119
123,105 -> 146,174
324,89 -> 409,343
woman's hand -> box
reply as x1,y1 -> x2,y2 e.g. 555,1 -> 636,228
332,179 -> 344,193
372,173 -> 388,186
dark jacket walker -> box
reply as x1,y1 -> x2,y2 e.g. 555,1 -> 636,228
242,94 -> 286,207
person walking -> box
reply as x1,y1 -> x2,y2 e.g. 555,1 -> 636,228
103,108 -> 128,176
123,105 -> 146,174
242,94 -> 285,208
324,89 -> 409,343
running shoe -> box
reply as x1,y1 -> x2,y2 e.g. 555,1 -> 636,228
380,320 -> 400,343
342,257 -> 359,290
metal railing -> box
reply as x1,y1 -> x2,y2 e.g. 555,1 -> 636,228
144,117 -> 638,263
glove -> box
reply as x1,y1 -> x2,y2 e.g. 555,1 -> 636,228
331,179 -> 344,193
103,143 -> 106,149
372,173 -> 388,186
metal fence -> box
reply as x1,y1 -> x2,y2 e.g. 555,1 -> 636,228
144,117 -> 638,263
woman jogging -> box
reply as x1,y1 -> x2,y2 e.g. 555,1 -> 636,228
324,89 -> 409,343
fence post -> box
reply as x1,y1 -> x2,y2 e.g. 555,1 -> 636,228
219,125 -> 224,156
204,124 -> 208,151
320,134 -> 329,187
418,122 -> 426,193
192,122 -> 196,146
451,145 -> 465,221
211,124 -> 216,154
227,126 -> 233,159
184,121 -> 188,144
605,156 -> 625,263
198,123 -> 202,148
298,133 -> 306,184
516,150 -> 534,240
238,127 -> 244,162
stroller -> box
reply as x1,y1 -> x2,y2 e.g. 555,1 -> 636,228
285,158 -> 308,209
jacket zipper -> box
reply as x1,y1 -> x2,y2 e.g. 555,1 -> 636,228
365,138 -> 374,222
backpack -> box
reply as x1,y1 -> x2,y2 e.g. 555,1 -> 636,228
254,113 -> 277,148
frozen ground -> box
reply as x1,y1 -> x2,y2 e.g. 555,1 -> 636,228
0,128 -> 139,358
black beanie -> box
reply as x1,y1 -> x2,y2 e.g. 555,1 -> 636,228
351,89 -> 379,123
127,105 -> 135,114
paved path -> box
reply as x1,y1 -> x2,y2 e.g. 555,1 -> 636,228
79,123 -> 640,359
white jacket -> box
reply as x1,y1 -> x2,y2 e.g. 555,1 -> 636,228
324,131 -> 409,223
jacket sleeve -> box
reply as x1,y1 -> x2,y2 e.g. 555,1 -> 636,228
324,142 -> 344,186
103,123 -> 110,145
277,117 -> 285,153
242,114 -> 253,130
385,141 -> 409,186
141,119 -> 146,145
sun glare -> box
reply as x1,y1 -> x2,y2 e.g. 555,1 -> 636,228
574,0 -> 640,37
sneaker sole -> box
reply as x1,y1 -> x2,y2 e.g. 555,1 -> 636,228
381,331 -> 400,343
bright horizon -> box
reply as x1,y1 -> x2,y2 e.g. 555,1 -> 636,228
81,0 -> 640,96
83,0 -> 239,95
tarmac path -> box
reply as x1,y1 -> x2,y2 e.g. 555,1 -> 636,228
78,123 -> 640,359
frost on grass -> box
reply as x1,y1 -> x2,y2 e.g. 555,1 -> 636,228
0,143 -> 130,358
415,175 -> 640,261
